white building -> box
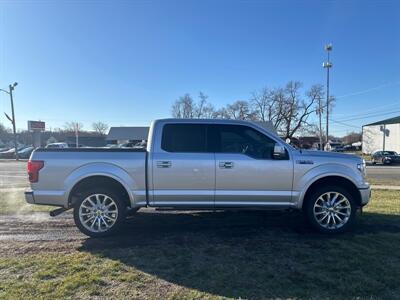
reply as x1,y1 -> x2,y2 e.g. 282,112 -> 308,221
362,116 -> 400,154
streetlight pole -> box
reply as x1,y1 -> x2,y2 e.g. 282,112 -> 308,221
0,82 -> 19,160
323,44 -> 333,151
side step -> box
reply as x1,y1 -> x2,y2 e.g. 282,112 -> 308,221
49,207 -> 68,217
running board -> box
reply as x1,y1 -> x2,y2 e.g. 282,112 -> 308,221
49,207 -> 68,217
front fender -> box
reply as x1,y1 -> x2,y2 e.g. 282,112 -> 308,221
294,163 -> 364,209
63,162 -> 138,206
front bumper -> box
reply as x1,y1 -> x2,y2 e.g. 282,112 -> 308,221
359,186 -> 371,206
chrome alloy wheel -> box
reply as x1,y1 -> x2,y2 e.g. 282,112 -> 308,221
313,192 -> 351,230
78,194 -> 119,233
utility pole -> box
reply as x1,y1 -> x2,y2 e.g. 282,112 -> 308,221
316,95 -> 324,150
0,82 -> 19,160
75,123 -> 79,148
382,124 -> 386,151
323,44 -> 333,151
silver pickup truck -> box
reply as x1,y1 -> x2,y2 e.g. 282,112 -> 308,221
25,119 -> 370,237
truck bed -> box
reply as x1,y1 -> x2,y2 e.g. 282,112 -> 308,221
28,148 -> 147,207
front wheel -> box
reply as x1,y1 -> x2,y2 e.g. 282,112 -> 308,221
73,188 -> 126,237
304,186 -> 356,234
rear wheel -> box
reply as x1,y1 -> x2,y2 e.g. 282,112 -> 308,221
73,188 -> 126,237
383,159 -> 392,165
304,186 -> 356,234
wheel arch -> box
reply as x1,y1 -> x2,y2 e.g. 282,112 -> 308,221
300,175 -> 362,209
63,162 -> 140,208
68,175 -> 131,208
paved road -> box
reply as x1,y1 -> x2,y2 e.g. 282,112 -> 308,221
0,160 -> 29,189
366,165 -> 400,182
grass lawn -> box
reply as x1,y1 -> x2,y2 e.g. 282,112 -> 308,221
367,177 -> 400,186
1,190 -> 400,299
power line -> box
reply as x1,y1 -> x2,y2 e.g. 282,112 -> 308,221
330,119 -> 361,129
334,110 -> 400,122
336,81 -> 400,99
333,101 -> 400,118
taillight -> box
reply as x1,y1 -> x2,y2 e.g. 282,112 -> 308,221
27,160 -> 44,183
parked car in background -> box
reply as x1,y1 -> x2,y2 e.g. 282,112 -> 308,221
18,146 -> 35,159
0,146 -> 34,159
332,146 -> 345,152
118,142 -> 137,148
105,144 -> 119,148
67,143 -> 86,148
372,151 -> 400,165
46,142 -> 69,149
119,141 -> 147,149
329,142 -> 344,152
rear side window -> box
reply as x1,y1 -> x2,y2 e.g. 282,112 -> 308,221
161,124 -> 207,152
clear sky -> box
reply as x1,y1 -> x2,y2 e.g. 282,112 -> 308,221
1,0 -> 399,136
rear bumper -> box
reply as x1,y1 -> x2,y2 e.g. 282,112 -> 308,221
25,189 -> 67,207
24,190 -> 35,204
359,186 -> 371,206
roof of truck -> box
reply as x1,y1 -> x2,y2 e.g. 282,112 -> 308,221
155,118 -> 277,133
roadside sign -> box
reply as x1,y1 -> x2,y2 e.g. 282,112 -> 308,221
28,120 -> 45,132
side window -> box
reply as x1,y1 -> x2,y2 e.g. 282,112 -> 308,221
213,125 -> 277,159
161,124 -> 207,153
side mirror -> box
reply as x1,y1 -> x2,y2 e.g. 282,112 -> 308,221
273,144 -> 287,159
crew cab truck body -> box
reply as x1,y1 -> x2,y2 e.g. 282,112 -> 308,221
25,119 -> 370,237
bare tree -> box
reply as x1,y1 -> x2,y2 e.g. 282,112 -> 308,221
342,131 -> 362,144
170,81 -> 325,138
251,87 -> 272,121
172,92 -> 215,118
64,122 -> 84,132
309,84 -> 325,150
224,100 -> 255,120
195,92 -> 215,118
171,94 -> 195,118
279,81 -> 319,139
92,121 -> 109,135
250,87 -> 285,128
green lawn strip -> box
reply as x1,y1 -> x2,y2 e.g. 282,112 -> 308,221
0,190 -> 399,299
367,177 -> 400,187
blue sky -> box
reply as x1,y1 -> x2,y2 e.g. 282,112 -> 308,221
1,0 -> 399,136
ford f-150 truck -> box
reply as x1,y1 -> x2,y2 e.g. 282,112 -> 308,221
25,119 -> 370,237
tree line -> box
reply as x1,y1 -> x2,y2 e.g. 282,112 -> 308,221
171,81 -> 333,139
0,121 -> 110,146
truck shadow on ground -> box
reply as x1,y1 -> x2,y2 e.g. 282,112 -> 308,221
79,210 -> 400,299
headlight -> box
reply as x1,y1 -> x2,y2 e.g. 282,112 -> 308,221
357,159 -> 366,177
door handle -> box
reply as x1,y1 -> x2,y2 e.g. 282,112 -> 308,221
156,161 -> 172,168
219,161 -> 234,169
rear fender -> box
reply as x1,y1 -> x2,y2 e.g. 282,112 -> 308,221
64,163 -> 138,207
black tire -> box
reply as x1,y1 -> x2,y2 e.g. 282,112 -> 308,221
383,159 -> 392,165
73,187 -> 126,238
126,207 -> 140,217
304,185 -> 357,234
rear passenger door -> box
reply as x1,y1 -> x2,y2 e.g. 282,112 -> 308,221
151,123 -> 215,207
